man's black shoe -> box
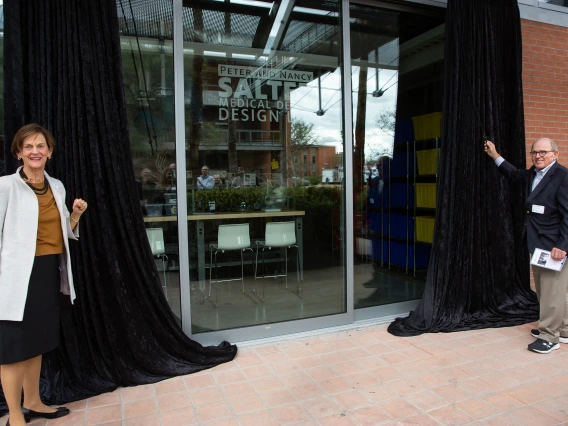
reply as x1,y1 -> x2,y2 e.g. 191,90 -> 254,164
530,329 -> 568,343
528,338 -> 559,354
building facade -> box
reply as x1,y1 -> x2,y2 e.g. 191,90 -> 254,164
1,0 -> 565,346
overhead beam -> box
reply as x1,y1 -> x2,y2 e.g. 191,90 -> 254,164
252,1 -> 281,48
263,0 -> 295,55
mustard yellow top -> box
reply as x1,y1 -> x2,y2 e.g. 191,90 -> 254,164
32,183 -> 64,256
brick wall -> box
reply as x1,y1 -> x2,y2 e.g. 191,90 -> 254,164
521,19 -> 568,167
521,19 -> 568,288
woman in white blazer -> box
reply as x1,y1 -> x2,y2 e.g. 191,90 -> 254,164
0,124 -> 87,426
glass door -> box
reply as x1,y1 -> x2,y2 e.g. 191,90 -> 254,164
181,0 -> 347,335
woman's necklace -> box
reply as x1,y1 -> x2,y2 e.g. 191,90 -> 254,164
19,168 -> 49,195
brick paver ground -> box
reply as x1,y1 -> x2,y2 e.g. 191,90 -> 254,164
2,320 -> 568,425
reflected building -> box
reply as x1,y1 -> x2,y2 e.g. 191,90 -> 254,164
108,0 -> 568,344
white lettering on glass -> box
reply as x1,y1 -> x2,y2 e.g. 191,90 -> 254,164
216,63 -> 307,123
218,64 -> 313,82
218,77 -> 232,98
233,78 -> 254,99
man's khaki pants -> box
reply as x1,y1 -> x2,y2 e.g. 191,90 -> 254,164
533,264 -> 568,343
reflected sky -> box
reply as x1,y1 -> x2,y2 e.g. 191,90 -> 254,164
289,66 -> 397,161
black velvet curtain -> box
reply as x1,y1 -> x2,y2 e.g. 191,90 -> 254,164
388,0 -> 539,336
1,0 -> 236,415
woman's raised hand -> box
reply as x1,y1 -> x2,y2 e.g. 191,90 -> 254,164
72,198 -> 88,216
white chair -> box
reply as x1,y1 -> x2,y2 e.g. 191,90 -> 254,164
209,223 -> 254,307
146,228 -> 169,300
255,221 -> 300,300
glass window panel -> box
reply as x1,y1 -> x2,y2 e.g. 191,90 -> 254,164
118,0 -> 181,324
183,0 -> 345,333
350,3 -> 445,309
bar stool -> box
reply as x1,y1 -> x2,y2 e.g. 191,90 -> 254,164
146,228 -> 169,300
209,223 -> 255,307
254,221 -> 300,301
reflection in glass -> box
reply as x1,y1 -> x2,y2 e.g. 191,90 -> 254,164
117,0 -> 182,324
183,0 -> 346,334
351,4 -> 445,309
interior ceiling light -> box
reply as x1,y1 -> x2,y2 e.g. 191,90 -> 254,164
204,50 -> 227,57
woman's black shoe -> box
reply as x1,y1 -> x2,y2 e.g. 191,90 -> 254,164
21,406 -> 70,421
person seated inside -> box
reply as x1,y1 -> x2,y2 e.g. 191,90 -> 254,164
229,166 -> 246,189
161,163 -> 177,192
138,168 -> 159,212
197,165 -> 215,190
140,167 -> 158,188
213,174 -> 224,188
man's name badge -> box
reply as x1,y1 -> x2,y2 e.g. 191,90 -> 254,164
532,205 -> 545,214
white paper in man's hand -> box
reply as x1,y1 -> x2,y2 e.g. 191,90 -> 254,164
531,248 -> 567,272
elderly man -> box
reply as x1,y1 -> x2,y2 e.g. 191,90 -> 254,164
197,165 -> 215,190
485,137 -> 568,354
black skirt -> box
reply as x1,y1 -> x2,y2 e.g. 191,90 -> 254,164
0,254 -> 61,364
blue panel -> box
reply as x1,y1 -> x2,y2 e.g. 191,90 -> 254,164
394,118 -> 415,145
385,214 -> 414,240
384,183 -> 414,208
390,152 -> 415,177
389,242 -> 409,267
415,244 -> 431,269
388,242 -> 431,269
369,211 -> 386,235
371,238 -> 388,263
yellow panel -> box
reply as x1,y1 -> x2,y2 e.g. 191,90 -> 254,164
416,149 -> 440,175
415,183 -> 436,208
415,216 -> 435,243
411,112 -> 443,140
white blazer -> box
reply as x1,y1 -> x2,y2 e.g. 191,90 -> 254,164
0,168 -> 80,321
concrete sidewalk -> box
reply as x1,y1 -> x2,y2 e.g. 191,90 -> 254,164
2,320 -> 568,425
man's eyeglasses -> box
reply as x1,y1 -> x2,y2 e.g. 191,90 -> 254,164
530,150 -> 555,157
